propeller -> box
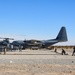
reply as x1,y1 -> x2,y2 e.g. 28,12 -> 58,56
0,37 -> 14,40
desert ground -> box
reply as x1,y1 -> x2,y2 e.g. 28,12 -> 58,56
0,49 -> 75,75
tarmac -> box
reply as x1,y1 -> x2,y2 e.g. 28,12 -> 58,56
0,49 -> 75,75
0,49 -> 75,64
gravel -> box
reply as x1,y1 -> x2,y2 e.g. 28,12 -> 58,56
0,59 -> 75,65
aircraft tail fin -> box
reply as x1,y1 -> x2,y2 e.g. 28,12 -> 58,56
56,26 -> 68,42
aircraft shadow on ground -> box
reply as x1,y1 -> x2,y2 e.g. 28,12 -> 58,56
1,53 -> 62,55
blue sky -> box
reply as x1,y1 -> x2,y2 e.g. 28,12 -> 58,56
0,0 -> 75,45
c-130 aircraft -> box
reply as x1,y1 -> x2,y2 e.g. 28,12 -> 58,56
11,26 -> 68,50
0,26 -> 68,50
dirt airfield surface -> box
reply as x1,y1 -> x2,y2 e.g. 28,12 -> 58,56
0,49 -> 75,75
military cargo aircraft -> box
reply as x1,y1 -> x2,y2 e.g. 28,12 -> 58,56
0,26 -> 68,50
11,26 -> 68,50
0,37 -> 14,51
0,37 -> 14,45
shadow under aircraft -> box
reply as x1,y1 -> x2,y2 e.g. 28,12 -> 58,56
11,26 -> 68,50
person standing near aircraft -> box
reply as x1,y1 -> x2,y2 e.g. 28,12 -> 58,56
54,48 -> 57,53
61,48 -> 66,55
72,46 -> 75,56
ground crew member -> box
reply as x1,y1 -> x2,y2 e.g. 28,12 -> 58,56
72,46 -> 75,56
54,48 -> 57,53
61,48 -> 66,55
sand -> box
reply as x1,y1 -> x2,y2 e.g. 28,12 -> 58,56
0,49 -> 75,75
0,64 -> 75,75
